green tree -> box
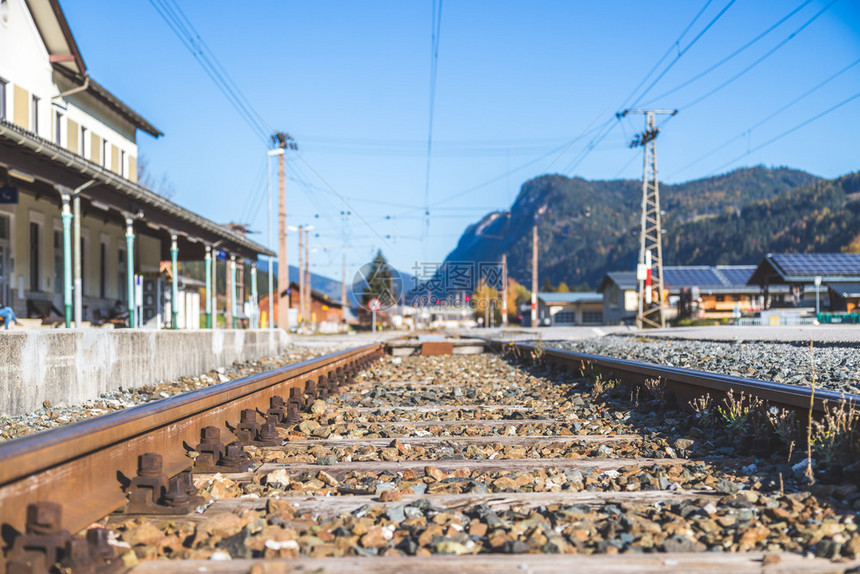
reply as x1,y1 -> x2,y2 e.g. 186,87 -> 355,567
361,250 -> 397,307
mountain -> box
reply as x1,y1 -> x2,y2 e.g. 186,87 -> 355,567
433,166 -> 828,293
662,171 -> 860,264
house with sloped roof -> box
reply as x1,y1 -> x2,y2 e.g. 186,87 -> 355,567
597,271 -> 637,325
521,291 -> 604,327
748,253 -> 860,310
598,265 -> 789,322
0,0 -> 272,328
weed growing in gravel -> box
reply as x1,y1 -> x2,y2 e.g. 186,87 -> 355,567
718,390 -> 763,439
766,406 -> 799,454
689,393 -> 720,428
810,397 -> 860,466
643,378 -> 668,407
590,375 -> 618,399
530,336 -> 545,364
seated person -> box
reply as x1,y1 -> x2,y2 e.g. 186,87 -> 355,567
0,304 -> 18,329
108,300 -> 129,324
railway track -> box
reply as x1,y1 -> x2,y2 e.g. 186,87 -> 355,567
2,338 -> 859,573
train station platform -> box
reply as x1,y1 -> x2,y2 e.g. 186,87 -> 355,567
0,329 -> 289,417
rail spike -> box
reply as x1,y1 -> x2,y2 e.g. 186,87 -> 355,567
193,426 -> 251,473
124,453 -> 202,514
7,501 -> 121,574
235,409 -> 281,447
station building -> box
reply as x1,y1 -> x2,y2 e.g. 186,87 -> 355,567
520,291 -> 604,327
748,253 -> 860,313
598,265 -> 786,324
0,0 -> 272,328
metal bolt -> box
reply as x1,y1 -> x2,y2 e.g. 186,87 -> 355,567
163,476 -> 190,507
138,453 -> 163,478
201,426 -> 221,443
258,422 -> 278,443
26,501 -> 62,535
240,409 -> 256,424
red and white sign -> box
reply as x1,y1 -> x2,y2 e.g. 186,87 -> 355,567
368,298 -> 382,312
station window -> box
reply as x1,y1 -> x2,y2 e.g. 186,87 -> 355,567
0,78 -> 7,120
54,111 -> 62,145
29,222 -> 40,290
99,241 -> 107,299
31,95 -> 39,134
583,310 -> 603,324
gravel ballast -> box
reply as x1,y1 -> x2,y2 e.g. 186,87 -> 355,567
547,335 -> 860,394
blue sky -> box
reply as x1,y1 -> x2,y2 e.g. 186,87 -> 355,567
63,1 -> 860,279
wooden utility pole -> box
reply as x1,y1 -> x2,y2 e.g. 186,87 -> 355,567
531,225 -> 538,327
277,150 -> 289,330
304,228 -> 311,327
341,254 -> 347,315
298,225 -> 304,327
273,132 -> 297,330
501,254 -> 508,327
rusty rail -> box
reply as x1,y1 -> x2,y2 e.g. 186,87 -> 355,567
488,340 -> 858,416
0,343 -> 383,538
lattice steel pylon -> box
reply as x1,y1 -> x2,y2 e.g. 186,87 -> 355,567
618,109 -> 677,329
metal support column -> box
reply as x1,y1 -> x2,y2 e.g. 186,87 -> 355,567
230,255 -> 238,329
60,193 -> 73,328
618,108 -> 676,329
170,233 -> 179,328
205,245 -> 212,329
73,195 -> 82,327
251,261 -> 258,328
125,217 -> 135,327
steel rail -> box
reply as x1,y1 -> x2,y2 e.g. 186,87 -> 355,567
493,340 -> 858,415
0,343 -> 383,536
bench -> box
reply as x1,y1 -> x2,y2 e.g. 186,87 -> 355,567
26,299 -> 65,327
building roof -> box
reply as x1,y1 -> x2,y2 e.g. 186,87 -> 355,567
662,265 -> 757,289
828,282 -> 860,298
289,282 -> 345,308
538,292 -> 603,304
598,271 -> 637,293
0,119 -> 273,259
27,0 -> 162,137
749,253 -> 860,285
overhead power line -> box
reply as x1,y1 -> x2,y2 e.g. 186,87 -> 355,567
670,56 -> 860,179
564,1 -> 731,177
148,0 -> 274,144
709,89 -> 860,175
618,0 -> 715,112
679,0 -> 839,110
643,0 -> 814,106
423,0 -> 444,257
628,0 -> 738,109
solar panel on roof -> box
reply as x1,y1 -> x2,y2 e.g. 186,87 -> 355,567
772,253 -> 860,277
662,267 -> 724,287
718,266 -> 756,286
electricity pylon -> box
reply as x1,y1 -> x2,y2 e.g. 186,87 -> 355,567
618,109 -> 677,329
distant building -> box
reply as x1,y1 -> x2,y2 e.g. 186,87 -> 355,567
259,282 -> 344,330
662,265 -> 771,318
597,271 -> 637,325
0,0 -> 271,327
828,282 -> 860,314
748,253 -> 860,310
521,292 -> 603,327
598,265 -> 788,322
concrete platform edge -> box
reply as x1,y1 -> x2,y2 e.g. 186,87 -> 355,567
0,329 -> 290,417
